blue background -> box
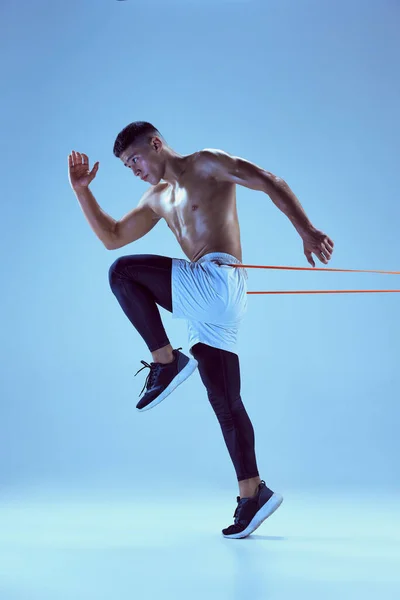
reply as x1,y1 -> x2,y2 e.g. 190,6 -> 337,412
1,0 -> 399,497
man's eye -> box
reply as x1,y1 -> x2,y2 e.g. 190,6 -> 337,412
133,157 -> 138,164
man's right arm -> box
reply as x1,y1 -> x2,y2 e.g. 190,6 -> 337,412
73,186 -> 161,250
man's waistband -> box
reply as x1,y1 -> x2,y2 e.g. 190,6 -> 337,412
195,252 -> 248,278
196,252 -> 242,266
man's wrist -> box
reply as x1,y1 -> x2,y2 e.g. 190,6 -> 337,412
295,222 -> 316,238
73,185 -> 90,195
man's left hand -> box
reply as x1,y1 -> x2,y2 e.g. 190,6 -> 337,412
302,228 -> 334,267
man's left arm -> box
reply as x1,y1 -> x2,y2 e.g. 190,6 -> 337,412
198,149 -> 334,267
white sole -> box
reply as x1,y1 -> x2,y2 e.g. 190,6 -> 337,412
137,358 -> 198,412
223,492 -> 284,539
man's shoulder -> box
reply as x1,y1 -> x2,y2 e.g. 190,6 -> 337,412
139,182 -> 166,199
191,148 -> 227,176
195,148 -> 225,161
138,182 -> 168,212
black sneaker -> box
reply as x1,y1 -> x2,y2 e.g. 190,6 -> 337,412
135,348 -> 198,412
222,481 -> 283,539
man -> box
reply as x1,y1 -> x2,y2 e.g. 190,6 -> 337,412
68,121 -> 334,539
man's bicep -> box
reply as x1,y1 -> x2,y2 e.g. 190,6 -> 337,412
113,192 -> 161,248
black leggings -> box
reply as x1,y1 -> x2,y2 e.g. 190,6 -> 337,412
108,254 -> 259,482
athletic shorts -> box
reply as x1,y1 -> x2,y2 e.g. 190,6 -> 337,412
171,252 -> 248,355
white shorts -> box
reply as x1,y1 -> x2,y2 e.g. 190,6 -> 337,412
171,252 -> 248,355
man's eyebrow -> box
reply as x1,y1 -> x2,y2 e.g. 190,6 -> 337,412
124,152 -> 137,167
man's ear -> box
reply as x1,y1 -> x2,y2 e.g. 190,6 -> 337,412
152,137 -> 163,152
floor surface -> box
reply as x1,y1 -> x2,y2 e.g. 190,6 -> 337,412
1,486 -> 399,600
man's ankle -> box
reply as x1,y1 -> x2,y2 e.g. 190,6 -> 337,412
151,345 -> 175,364
239,477 -> 262,499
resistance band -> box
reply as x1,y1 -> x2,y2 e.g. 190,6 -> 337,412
229,264 -> 400,295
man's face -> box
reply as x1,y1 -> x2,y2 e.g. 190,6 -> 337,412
120,138 -> 163,185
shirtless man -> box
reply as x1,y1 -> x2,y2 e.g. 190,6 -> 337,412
68,121 -> 334,539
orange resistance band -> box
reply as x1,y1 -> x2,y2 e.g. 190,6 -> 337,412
229,264 -> 400,295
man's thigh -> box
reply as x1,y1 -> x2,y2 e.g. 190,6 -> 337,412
171,258 -> 247,325
109,254 -> 173,312
187,319 -> 241,357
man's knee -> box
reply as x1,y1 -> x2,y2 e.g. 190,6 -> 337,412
108,255 -> 132,289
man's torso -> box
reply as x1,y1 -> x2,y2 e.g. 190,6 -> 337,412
147,150 -> 243,263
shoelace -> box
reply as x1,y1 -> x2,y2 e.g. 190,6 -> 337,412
134,348 -> 183,397
233,485 -> 262,524
134,361 -> 162,397
233,497 -> 249,524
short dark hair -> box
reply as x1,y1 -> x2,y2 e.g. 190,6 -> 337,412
113,121 -> 164,158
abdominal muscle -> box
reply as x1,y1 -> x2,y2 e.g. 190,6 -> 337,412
153,177 -> 243,263
178,226 -> 243,263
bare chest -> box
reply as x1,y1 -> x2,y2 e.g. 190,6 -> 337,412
156,179 -> 217,229
151,174 -> 237,247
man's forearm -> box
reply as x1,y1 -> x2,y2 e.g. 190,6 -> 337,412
74,186 -> 117,249
267,178 -> 315,237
